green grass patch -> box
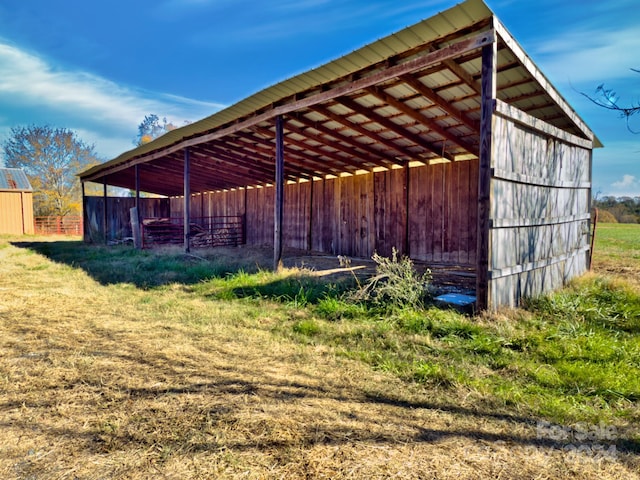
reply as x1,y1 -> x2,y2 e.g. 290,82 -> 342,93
9,235 -> 640,429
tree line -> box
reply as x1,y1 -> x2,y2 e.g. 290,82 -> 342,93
593,196 -> 640,224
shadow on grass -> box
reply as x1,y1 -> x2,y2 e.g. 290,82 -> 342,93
10,240 -> 257,289
2,338 -> 638,461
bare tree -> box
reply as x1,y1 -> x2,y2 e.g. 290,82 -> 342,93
2,125 -> 100,216
582,69 -> 640,133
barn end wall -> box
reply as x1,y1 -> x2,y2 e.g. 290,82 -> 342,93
488,103 -> 592,308
0,191 -> 34,235
170,160 -> 478,266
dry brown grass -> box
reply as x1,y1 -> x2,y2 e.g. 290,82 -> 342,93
0,237 -> 637,479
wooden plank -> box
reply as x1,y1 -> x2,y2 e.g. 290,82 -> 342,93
409,165 -> 428,261
492,167 -> 591,189
432,163 -> 444,262
490,245 -> 590,280
373,170 -> 387,256
493,19 -> 596,144
457,161 -> 476,265
494,99 -> 593,149
366,172 -> 376,256
468,158 -> 479,265
490,212 -> 591,229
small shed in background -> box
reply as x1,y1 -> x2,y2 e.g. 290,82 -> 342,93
79,0 -> 601,310
0,168 -> 34,235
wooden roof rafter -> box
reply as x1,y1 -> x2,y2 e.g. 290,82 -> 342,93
287,111 -> 399,169
233,130 -> 347,177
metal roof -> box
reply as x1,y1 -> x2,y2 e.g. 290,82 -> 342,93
0,168 -> 33,192
80,0 -> 600,197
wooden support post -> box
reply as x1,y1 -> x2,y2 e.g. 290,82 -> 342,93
102,179 -> 108,245
476,33 -> 497,311
274,115 -> 285,270
81,181 -> 86,242
404,164 -> 410,257
135,164 -> 140,211
133,165 -> 142,249
184,148 -> 191,253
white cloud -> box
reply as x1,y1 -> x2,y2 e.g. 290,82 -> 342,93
534,25 -> 640,85
0,41 -> 224,158
612,174 -> 638,189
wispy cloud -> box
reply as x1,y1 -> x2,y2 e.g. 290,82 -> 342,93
0,41 -> 224,158
534,25 -> 640,85
612,174 -> 638,189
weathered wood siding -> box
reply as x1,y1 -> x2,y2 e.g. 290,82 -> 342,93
408,160 -> 478,265
181,161 -> 478,265
489,104 -> 592,307
84,196 -> 170,243
0,191 -> 34,235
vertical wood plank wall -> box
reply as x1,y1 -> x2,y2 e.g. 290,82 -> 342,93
489,110 -> 592,307
0,191 -> 34,235
174,160 -> 479,266
83,197 -> 170,242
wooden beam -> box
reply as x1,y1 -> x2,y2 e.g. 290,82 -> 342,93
494,99 -> 593,149
231,131 -> 317,176
476,33 -> 497,312
399,74 -> 479,132
337,95 -> 455,161
366,85 -> 478,156
310,103 -> 418,160
493,18 -> 595,143
288,112 -> 397,168
82,30 -> 495,182
443,59 -> 482,96
184,148 -> 191,253
283,121 -> 377,171
102,179 -> 108,245
253,125 -> 359,174
274,116 -> 284,270
134,164 -> 140,210
236,130 -> 346,177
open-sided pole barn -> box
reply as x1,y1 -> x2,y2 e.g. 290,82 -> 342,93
79,0 -> 600,310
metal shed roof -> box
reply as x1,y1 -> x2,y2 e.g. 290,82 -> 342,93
0,168 -> 33,192
80,0 -> 600,197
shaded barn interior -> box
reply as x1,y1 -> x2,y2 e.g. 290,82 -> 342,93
79,0 -> 599,309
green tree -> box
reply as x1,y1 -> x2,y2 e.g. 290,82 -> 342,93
2,125 -> 100,216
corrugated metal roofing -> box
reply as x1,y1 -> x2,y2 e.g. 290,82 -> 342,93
0,168 -> 33,191
79,0 -> 600,197
82,0 -> 494,178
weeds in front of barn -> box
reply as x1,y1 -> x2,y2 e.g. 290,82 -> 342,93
2,231 -> 639,478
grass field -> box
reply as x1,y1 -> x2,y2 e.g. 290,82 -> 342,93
0,225 -> 639,479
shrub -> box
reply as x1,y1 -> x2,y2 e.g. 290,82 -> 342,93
596,209 -> 618,223
351,247 -> 431,310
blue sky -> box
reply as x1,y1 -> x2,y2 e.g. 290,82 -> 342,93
0,0 -> 638,197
